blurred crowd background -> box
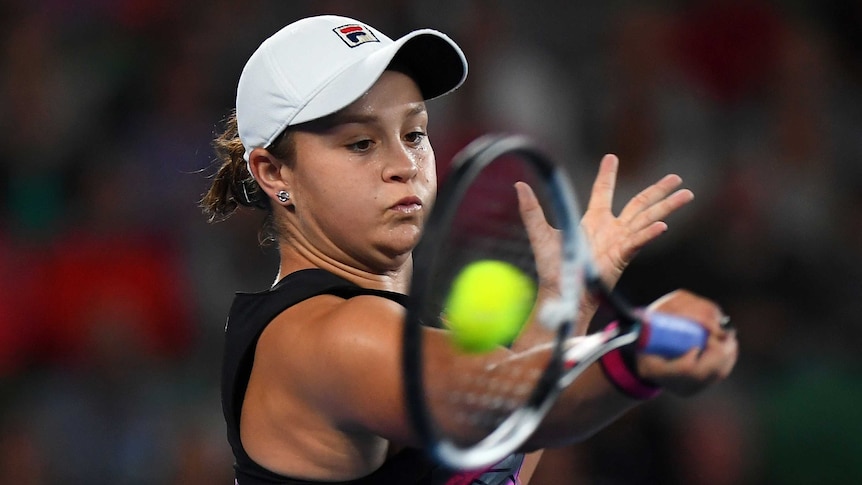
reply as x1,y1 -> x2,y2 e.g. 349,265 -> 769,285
0,0 -> 860,483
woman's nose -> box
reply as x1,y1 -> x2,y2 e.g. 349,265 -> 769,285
383,144 -> 421,182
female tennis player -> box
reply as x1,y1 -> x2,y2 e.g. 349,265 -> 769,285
201,15 -> 737,485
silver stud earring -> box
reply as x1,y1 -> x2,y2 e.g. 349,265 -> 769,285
276,190 -> 290,203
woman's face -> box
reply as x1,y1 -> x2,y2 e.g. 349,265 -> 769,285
285,70 -> 437,272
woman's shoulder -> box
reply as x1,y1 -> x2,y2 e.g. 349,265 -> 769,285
254,275 -> 411,434
266,286 -> 405,354
253,268 -> 408,366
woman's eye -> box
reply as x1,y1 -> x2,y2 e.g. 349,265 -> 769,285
348,139 -> 373,152
406,131 -> 427,144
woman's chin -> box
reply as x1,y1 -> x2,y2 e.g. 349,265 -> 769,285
375,229 -> 421,266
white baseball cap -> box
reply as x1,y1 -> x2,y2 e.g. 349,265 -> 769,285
236,15 -> 468,161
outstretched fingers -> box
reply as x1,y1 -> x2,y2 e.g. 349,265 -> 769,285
618,174 -> 694,229
614,174 -> 694,255
580,154 -> 696,287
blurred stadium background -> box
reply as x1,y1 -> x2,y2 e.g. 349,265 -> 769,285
1,0 -> 860,483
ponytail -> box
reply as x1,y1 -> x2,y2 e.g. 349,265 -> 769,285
201,110 -> 270,223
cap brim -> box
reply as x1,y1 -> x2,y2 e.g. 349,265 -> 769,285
291,29 -> 467,126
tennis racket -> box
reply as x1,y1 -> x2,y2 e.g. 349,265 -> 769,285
402,134 -> 709,471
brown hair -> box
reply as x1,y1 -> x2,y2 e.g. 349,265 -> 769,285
200,110 -> 295,245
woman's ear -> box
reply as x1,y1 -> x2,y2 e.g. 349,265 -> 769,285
248,147 -> 291,204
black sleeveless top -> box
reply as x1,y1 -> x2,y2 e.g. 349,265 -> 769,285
222,269 -> 524,484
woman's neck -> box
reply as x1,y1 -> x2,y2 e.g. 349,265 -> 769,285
276,243 -> 412,294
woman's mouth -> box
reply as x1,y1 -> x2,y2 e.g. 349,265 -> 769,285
391,196 -> 423,214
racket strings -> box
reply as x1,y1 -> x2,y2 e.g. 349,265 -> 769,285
421,158 -> 560,446
429,354 -> 545,444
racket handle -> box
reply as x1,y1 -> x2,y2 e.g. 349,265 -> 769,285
638,312 -> 708,358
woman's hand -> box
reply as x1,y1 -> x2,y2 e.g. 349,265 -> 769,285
581,154 -> 694,288
637,290 -> 739,396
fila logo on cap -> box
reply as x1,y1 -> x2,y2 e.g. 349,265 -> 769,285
334,24 -> 379,47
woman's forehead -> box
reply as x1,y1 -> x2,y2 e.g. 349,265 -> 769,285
296,72 -> 427,133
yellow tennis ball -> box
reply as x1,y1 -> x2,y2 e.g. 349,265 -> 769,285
442,260 -> 537,353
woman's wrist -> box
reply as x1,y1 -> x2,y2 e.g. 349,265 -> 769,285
598,323 -> 662,400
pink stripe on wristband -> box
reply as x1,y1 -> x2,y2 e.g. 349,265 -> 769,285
600,347 -> 662,400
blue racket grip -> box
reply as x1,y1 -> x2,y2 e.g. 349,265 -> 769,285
638,312 -> 708,358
